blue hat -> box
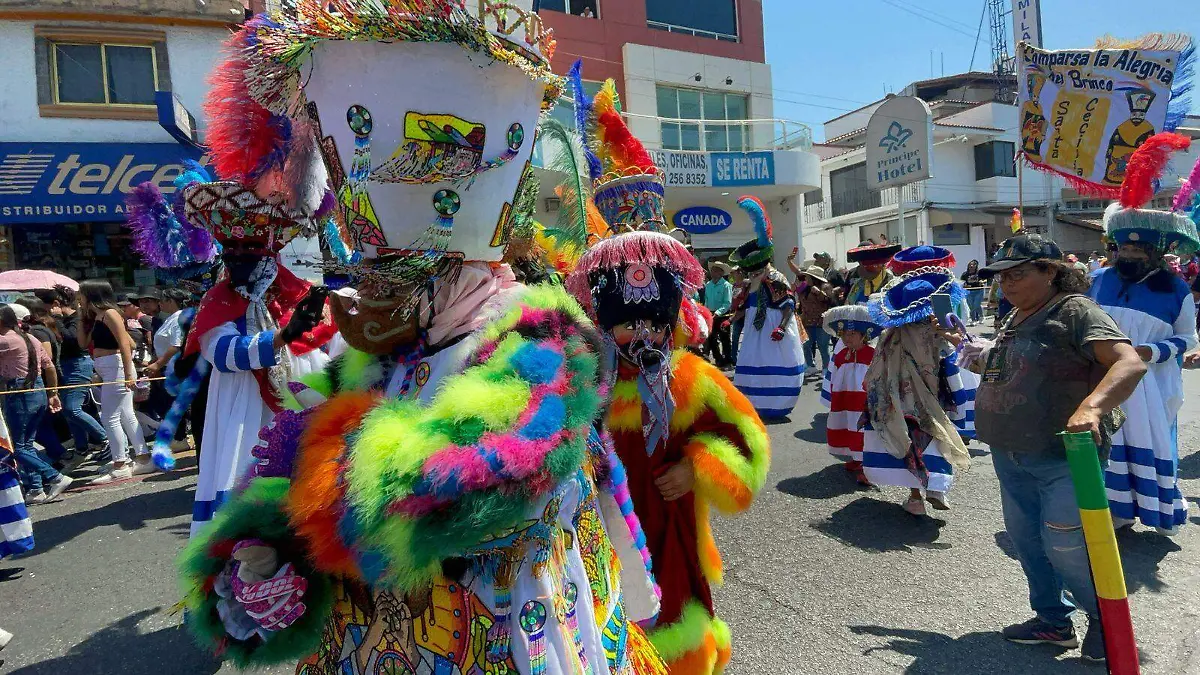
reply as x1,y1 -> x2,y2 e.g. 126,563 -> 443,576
822,304 -> 882,340
870,266 -> 964,328
888,245 -> 956,274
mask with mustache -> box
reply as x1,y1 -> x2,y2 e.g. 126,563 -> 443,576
1115,258 -> 1153,281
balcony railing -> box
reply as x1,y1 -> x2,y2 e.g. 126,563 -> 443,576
804,183 -> 925,223
622,112 -> 813,153
646,20 -> 738,42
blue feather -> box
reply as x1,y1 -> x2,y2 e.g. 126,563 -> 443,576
568,60 -> 604,182
152,357 -> 210,471
738,196 -> 772,248
1165,41 -> 1194,132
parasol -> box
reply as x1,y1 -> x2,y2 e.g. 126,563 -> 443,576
0,269 -> 80,291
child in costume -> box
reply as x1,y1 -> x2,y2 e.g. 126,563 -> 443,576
561,77 -> 770,672
178,4 -> 664,674
1089,134 -> 1200,534
729,197 -> 804,420
820,305 -> 882,486
863,263 -> 977,516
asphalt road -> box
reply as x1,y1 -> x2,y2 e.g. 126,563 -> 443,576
3,371 -> 1200,674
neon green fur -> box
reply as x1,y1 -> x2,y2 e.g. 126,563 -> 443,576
647,600 -> 717,662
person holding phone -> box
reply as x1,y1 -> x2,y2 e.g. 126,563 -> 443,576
179,181 -> 337,536
861,263 -> 977,515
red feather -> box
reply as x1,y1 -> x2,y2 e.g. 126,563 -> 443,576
1119,132 -> 1192,209
597,110 -> 658,175
203,26 -> 285,182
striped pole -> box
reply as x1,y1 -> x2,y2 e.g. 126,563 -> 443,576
1061,431 -> 1140,675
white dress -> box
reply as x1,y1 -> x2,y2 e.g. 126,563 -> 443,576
1089,268 -> 1198,531
734,286 -> 804,419
190,317 -> 328,536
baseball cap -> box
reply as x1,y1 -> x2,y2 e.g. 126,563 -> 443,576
979,233 -> 1063,279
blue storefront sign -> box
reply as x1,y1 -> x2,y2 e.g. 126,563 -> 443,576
673,205 -> 733,234
711,151 -> 775,187
0,142 -> 203,225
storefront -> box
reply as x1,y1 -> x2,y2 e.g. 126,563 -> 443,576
0,141 -> 202,289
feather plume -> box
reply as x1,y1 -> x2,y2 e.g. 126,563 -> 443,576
566,60 -> 604,183
596,109 -> 658,175
1119,132 -> 1191,209
126,178 -> 217,269
737,195 -> 773,248
1172,155 -> 1200,212
540,119 -> 592,257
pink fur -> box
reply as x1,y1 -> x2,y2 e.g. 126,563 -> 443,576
1173,156 -> 1200,212
566,232 -> 704,317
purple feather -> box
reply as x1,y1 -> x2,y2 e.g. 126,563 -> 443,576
126,183 -> 177,268
314,189 -> 336,220
1172,155 -> 1200,212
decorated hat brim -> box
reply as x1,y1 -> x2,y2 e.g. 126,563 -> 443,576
822,304 -> 882,339
869,266 -> 965,329
847,243 -> 902,263
729,240 -> 774,270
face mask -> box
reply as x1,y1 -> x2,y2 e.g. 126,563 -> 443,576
1116,258 -> 1151,280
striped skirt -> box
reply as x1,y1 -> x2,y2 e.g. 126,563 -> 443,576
1,467 -> 34,559
861,425 -> 955,493
733,306 -> 804,419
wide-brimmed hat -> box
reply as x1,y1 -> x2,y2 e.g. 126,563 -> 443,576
869,266 -> 965,329
798,265 -> 828,284
979,233 -> 1063,279
708,260 -> 733,276
728,196 -> 775,271
847,241 -> 901,264
888,245 -> 956,274
822,304 -> 881,340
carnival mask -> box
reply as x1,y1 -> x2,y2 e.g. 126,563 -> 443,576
612,319 -> 671,368
330,281 -> 422,355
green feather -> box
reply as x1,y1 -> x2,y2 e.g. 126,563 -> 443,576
538,118 -> 591,255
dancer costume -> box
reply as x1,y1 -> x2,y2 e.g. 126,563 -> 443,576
729,198 -> 804,419
1,412 -> 33,560
567,231 -> 769,675
820,305 -> 882,466
1088,133 -> 1200,532
862,265 -> 976,495
178,3 -> 664,674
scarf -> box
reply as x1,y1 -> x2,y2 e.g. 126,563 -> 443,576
422,263 -> 522,346
862,321 -> 970,475
611,339 -> 675,457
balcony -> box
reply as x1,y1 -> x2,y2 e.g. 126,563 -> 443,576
623,113 -> 812,153
646,20 -> 738,43
804,182 -> 925,224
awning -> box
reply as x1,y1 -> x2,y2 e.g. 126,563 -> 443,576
928,208 -> 996,227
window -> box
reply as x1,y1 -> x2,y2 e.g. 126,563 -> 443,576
974,140 -> 1017,180
656,85 -> 749,151
646,0 -> 738,40
537,0 -> 599,17
550,80 -> 603,130
35,27 -> 169,120
931,224 -> 971,246
829,163 -> 880,217
802,188 -> 823,206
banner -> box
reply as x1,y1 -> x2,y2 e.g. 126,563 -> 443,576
1017,40 -> 1191,192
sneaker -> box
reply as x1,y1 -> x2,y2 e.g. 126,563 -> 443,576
131,461 -> 159,476
59,451 -> 89,475
90,465 -> 134,485
1002,617 -> 1079,648
24,491 -> 49,505
1080,623 -> 1105,663
46,475 -> 73,500
0,626 -> 11,650
903,495 -> 927,516
926,491 -> 950,510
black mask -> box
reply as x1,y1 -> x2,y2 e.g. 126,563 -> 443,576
1115,258 -> 1152,280
223,253 -> 267,288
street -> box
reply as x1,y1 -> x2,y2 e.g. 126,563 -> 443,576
3,372 -> 1200,675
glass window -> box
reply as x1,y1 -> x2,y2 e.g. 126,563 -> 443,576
703,92 -> 726,120
656,85 -> 748,152
974,140 -> 1017,180
656,86 -> 677,119
661,122 -> 682,150
538,0 -> 598,16
680,123 -> 701,152
53,41 -> 156,106
677,89 -> 701,120
550,80 -> 603,129
645,0 -> 737,39
830,163 -> 880,217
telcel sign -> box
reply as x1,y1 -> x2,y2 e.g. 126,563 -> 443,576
865,96 -> 933,190
673,205 -> 733,234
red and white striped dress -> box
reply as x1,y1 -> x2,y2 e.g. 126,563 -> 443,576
821,345 -> 874,462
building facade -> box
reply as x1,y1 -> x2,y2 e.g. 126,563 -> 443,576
803,73 -> 1200,276
0,0 -> 243,286
534,0 -> 820,266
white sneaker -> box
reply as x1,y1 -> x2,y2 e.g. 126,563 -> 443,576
0,626 -> 12,650
90,465 -> 134,485
926,490 -> 950,510
132,461 -> 159,476
25,491 -> 49,505
46,474 -> 73,500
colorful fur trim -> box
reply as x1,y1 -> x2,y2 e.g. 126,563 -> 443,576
151,356 -> 210,471
566,231 -> 705,320
287,285 -> 606,594
647,600 -> 728,674
595,428 -> 659,602
177,478 -> 335,668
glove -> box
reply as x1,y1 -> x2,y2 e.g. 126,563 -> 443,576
959,336 -> 995,371
771,327 -> 785,342
228,539 -> 309,633
280,286 -> 330,344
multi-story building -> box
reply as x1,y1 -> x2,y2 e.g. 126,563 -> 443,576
802,72 -> 1200,275
0,0 -> 244,285
533,0 -> 820,264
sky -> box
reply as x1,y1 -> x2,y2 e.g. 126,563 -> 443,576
764,0 -> 1199,141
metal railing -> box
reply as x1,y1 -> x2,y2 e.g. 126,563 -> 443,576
646,20 -> 738,42
803,183 -> 925,223
620,112 -> 813,153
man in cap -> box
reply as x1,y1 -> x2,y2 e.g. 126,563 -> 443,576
134,287 -> 168,334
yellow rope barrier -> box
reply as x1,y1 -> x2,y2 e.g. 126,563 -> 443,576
0,376 -> 168,396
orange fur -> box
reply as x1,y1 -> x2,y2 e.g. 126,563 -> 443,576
693,499 -> 724,586
288,391 -> 377,576
688,442 -> 754,512
667,633 -> 719,674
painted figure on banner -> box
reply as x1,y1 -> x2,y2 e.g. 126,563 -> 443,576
1020,69 -> 1049,162
1104,88 -> 1157,185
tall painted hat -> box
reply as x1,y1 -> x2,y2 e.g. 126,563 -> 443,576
565,231 -> 704,330
202,0 -> 562,284
822,304 -> 882,340
869,266 -> 965,329
728,196 -> 775,271
566,67 -> 665,232
847,241 -> 902,264
888,245 -> 956,274
1103,133 -> 1200,255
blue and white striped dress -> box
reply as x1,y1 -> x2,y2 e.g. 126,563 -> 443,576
1089,268 -> 1197,532
734,289 -> 804,419
862,348 -> 977,492
1,408 -> 33,559
191,317 -> 328,537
